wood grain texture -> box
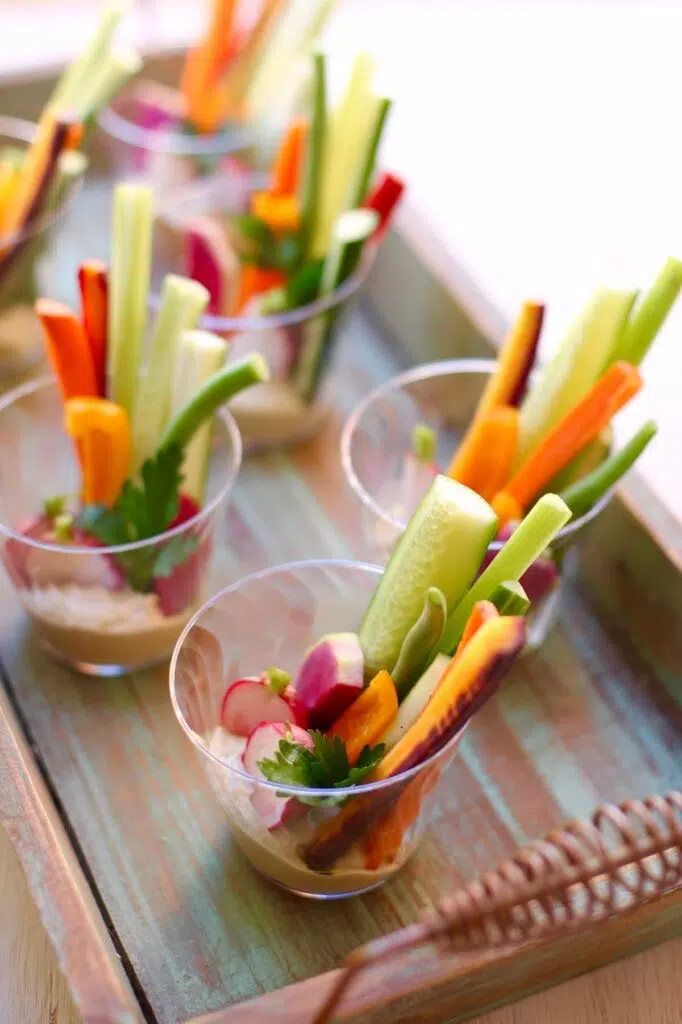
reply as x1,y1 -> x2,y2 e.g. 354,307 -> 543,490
0,302 -> 680,1023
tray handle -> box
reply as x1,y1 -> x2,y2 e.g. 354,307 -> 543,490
312,789 -> 682,1024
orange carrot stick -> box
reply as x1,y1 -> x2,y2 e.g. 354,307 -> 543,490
448,406 -> 519,499
36,298 -> 98,401
447,302 -> 544,481
270,117 -> 308,196
235,264 -> 287,313
454,600 -> 499,657
206,0 -> 239,74
78,260 -> 108,397
64,398 -> 131,507
0,163 -> 19,236
327,670 -> 398,765
492,361 -> 642,525
250,191 -> 301,233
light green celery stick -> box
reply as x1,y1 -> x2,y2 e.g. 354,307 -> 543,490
131,276 -> 210,471
78,48 -> 142,122
609,257 -> 682,368
294,208 -> 378,400
50,1 -> 127,109
349,97 -> 392,208
300,53 -> 326,257
439,493 -> 571,655
162,352 -> 269,499
246,0 -> 335,122
107,184 -> 153,416
489,580 -> 530,617
391,586 -> 447,698
381,653 -> 450,749
358,474 -> 499,679
311,52 -> 377,258
559,421 -> 657,519
516,289 -> 637,467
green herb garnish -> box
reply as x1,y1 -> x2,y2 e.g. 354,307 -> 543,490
258,730 -> 385,806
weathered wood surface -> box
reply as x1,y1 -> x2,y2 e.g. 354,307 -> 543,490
0,299 -> 681,1023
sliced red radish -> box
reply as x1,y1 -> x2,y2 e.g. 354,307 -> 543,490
154,533 -> 212,616
243,722 -> 313,830
250,786 -> 308,831
3,515 -> 51,587
221,677 -> 296,737
4,518 -> 124,590
293,632 -> 364,729
169,493 -> 201,528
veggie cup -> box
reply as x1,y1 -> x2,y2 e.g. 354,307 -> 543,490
170,559 -> 464,899
150,184 -> 375,450
341,360 -> 613,651
0,116 -> 84,377
0,376 -> 242,676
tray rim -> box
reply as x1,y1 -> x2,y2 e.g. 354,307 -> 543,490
0,195 -> 680,1023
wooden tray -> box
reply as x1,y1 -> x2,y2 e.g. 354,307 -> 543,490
1,193 -> 681,1024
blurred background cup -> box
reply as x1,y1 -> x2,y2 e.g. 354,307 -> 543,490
341,359 -> 613,651
0,116 -> 84,379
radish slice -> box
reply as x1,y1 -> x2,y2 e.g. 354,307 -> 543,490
221,677 -> 295,737
243,722 -> 313,830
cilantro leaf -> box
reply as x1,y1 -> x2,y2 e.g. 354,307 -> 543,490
257,729 -> 385,806
78,504 -> 129,546
119,444 -> 183,540
152,533 -> 200,579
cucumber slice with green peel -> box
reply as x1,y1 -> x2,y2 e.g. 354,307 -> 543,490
517,289 -> 637,467
107,184 -> 153,417
439,493 -> 571,655
300,53 -> 327,258
489,580 -> 530,617
294,209 -> 378,400
380,653 -> 450,749
349,96 -> 392,209
607,257 -> 682,368
391,586 -> 447,698
162,348 -> 269,464
131,276 -> 210,472
358,474 -> 499,679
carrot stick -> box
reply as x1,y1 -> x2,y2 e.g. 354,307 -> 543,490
447,302 -> 544,481
250,191 -> 300,233
492,361 -> 643,525
270,117 -> 307,195
78,260 -> 108,397
0,163 -> 19,236
36,298 -> 98,402
206,0 -> 239,75
365,171 -> 404,242
454,601 -> 499,657
219,0 -> 285,124
301,616 -> 526,871
235,264 -> 287,312
327,670 -> 398,765
448,406 -> 519,500
64,398 -> 131,507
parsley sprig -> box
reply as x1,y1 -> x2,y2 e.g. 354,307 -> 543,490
258,730 -> 385,807
77,444 -> 198,592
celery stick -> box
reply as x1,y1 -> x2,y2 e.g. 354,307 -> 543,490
359,474 -> 499,679
610,257 -> 682,368
50,1 -> 127,110
489,580 -> 530,617
107,184 -> 153,416
131,276 -> 210,472
559,421 -> 657,519
294,208 -> 377,400
311,52 -> 377,258
161,348 -> 268,452
349,97 -> 392,208
391,586 -> 447,698
78,47 -> 142,122
439,493 -> 571,655
517,290 -> 637,466
300,53 -> 327,257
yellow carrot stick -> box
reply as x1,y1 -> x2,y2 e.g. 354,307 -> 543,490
491,361 -> 642,526
447,301 -> 543,481
327,670 -> 398,765
250,191 -> 300,232
64,398 -> 131,507
449,406 -> 519,500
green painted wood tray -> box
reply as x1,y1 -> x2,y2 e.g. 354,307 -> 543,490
0,187 -> 681,1024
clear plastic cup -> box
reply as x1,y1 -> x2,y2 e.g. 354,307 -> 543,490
149,177 -> 374,450
0,377 -> 242,676
170,559 -> 465,899
341,359 -> 612,651
0,115 -> 83,377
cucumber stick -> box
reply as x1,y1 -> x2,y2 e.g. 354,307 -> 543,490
358,474 -> 499,679
439,493 -> 571,655
107,184 -> 153,418
79,47 -> 142,121
50,1 -> 126,109
609,257 -> 682,368
381,654 -> 450,750
517,289 -> 637,467
162,348 -> 269,500
131,276 -> 210,472
294,208 -> 377,400
311,52 -> 377,258
489,580 -> 530,617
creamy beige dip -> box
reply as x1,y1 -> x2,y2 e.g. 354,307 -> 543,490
207,727 -> 402,896
22,584 -> 199,668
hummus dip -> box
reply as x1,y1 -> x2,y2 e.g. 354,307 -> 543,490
207,727 -> 402,896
